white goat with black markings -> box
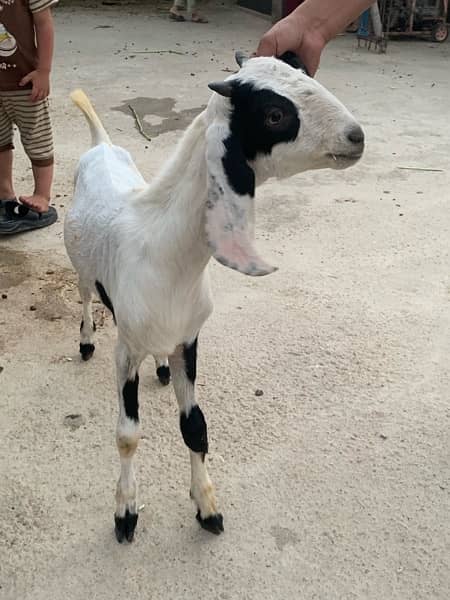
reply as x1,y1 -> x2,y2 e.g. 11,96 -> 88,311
64,52 -> 364,543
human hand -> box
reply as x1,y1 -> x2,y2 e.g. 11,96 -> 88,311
19,69 -> 50,102
256,13 -> 326,76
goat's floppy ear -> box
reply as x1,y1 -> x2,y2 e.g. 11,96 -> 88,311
205,120 -> 277,276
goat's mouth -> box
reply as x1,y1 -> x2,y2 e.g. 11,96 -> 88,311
326,152 -> 363,168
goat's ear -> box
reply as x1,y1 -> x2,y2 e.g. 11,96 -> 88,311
205,121 -> 277,276
279,51 -> 310,76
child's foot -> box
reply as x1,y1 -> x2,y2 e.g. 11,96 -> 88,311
191,12 -> 208,23
19,193 -> 50,214
0,187 -> 16,202
169,8 -> 185,21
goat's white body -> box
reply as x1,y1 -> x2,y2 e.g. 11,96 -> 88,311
65,59 -> 365,541
65,114 -> 213,359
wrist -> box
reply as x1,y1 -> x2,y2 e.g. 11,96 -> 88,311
36,67 -> 51,74
291,6 -> 329,47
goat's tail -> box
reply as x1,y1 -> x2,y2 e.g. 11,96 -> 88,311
70,89 -> 112,147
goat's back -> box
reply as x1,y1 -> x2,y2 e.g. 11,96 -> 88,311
75,143 -> 145,205
65,143 -> 146,285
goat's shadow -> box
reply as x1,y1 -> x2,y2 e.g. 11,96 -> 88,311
112,97 -> 206,139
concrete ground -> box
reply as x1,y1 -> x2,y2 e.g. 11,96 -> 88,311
1,2 -> 449,599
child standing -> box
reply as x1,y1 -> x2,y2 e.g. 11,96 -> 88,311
0,0 -> 57,232
169,0 -> 208,23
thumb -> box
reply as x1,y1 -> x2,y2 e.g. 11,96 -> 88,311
19,73 -> 32,87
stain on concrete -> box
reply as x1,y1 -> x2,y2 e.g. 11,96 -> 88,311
113,97 -> 206,138
64,414 -> 85,430
0,248 -> 31,289
33,267 -> 77,322
270,525 -> 299,550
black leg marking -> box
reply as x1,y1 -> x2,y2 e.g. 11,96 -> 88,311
114,510 -> 138,543
180,405 -> 208,455
81,320 -> 97,332
123,374 -> 139,422
183,337 -> 198,383
196,510 -> 224,535
79,342 -> 95,361
156,365 -> 171,386
95,280 -> 116,323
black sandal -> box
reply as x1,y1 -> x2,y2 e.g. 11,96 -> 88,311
0,200 -> 58,235
169,11 -> 186,21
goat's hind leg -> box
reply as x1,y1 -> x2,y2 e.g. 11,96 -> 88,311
79,281 -> 96,361
169,339 -> 223,534
114,340 -> 142,543
154,355 -> 171,386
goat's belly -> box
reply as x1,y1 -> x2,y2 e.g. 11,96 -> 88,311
116,286 -> 213,358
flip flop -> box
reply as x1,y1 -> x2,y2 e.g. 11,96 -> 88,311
191,16 -> 208,23
169,12 -> 186,21
0,200 -> 58,235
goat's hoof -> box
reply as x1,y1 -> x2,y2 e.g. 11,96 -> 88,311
79,343 -> 95,361
114,509 -> 138,543
196,510 -> 224,535
156,365 -> 171,386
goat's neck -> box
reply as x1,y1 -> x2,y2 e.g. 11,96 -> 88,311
135,112 -> 211,274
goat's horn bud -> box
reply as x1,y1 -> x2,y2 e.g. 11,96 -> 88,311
235,51 -> 249,68
208,81 -> 233,98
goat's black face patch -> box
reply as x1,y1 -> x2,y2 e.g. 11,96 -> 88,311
222,83 -> 300,196
222,135 -> 255,197
229,84 -> 300,160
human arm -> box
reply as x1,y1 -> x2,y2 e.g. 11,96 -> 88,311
20,8 -> 54,102
257,0 -> 374,75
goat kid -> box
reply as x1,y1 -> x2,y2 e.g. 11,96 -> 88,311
64,52 -> 364,543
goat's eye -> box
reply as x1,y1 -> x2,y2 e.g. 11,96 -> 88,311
265,108 -> 284,127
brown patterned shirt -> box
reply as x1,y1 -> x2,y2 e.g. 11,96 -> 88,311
0,0 -> 57,91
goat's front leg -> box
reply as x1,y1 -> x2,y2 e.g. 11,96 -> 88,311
169,338 -> 224,534
78,282 -> 96,361
114,340 -> 142,543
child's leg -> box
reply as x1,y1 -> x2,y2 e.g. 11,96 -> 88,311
24,162 -> 53,212
0,149 -> 15,200
0,95 -> 15,200
4,91 -> 54,213
170,0 -> 185,16
189,0 -> 208,22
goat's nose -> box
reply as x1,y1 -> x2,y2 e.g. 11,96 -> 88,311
346,124 -> 364,145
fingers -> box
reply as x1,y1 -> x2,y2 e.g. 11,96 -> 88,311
30,88 -> 47,103
29,82 -> 49,103
30,86 -> 40,102
19,73 -> 32,87
308,56 -> 320,77
256,31 -> 277,57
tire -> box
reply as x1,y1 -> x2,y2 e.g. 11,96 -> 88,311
431,23 -> 448,42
